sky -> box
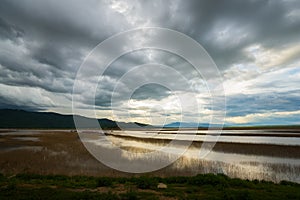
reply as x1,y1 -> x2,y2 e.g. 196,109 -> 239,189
0,0 -> 300,126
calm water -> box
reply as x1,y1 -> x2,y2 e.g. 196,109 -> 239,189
105,130 -> 300,145
81,129 -> 300,183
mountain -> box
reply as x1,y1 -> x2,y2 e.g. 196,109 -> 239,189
0,109 -> 150,129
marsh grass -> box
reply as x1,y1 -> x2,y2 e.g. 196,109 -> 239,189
0,173 -> 299,200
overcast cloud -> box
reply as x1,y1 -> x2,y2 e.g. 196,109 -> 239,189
0,0 -> 300,125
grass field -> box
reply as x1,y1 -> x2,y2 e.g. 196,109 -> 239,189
0,173 -> 299,200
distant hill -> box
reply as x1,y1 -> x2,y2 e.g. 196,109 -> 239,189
0,109 -> 150,129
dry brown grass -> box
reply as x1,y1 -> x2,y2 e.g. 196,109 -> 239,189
0,131 -> 120,176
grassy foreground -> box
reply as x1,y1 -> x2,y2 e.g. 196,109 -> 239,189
0,173 -> 299,200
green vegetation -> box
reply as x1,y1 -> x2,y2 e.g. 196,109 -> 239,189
0,173 -> 299,199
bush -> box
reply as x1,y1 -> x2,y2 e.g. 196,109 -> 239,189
16,173 -> 43,180
135,176 -> 157,189
97,191 -> 119,200
189,174 -> 228,187
97,177 -> 113,187
280,180 -> 298,186
120,190 -> 139,200
0,173 -> 5,182
165,176 -> 188,184
223,190 -> 253,200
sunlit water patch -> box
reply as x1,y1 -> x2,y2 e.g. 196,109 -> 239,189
81,130 -> 300,183
13,137 -> 40,141
108,130 -> 300,146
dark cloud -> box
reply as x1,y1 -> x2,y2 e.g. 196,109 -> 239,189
169,0 -> 300,68
0,17 -> 24,41
131,83 -> 171,100
0,0 -> 299,124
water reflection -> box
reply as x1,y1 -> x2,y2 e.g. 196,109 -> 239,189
109,130 -> 300,145
83,131 -> 300,183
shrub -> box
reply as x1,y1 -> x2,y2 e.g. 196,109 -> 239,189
165,176 -> 188,184
0,173 -> 5,182
97,177 -> 113,187
223,190 -> 253,200
120,190 -> 139,200
189,174 -> 228,187
135,176 -> 157,189
280,180 -> 298,186
16,173 -> 43,180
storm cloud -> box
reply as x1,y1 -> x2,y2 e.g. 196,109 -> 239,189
0,0 -> 300,125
